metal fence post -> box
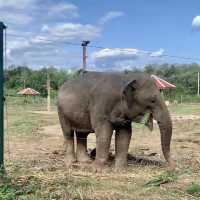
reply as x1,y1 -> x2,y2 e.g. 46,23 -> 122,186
0,22 -> 6,172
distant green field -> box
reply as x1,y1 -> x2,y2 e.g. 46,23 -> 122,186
5,96 -> 58,137
169,103 -> 200,115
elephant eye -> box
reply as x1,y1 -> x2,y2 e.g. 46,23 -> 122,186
150,96 -> 157,104
146,105 -> 151,109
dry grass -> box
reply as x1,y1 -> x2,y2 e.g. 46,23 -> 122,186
1,98 -> 200,199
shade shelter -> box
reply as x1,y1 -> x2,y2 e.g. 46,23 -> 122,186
151,75 -> 176,90
17,88 -> 40,96
17,88 -> 40,103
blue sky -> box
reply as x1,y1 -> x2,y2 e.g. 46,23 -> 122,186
1,0 -> 200,71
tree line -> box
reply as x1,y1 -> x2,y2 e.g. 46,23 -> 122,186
4,63 -> 200,101
143,63 -> 200,101
4,65 -> 74,97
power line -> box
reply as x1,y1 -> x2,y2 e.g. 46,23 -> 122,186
7,33 -> 81,47
6,33 -> 200,62
89,44 -> 200,62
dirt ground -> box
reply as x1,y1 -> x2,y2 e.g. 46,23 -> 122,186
2,103 -> 200,199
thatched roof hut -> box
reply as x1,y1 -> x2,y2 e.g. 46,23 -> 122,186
17,88 -> 40,96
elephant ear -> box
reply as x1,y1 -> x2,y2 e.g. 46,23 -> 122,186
122,80 -> 137,105
122,79 -> 137,95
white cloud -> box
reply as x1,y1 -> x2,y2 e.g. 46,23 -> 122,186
30,36 -> 52,44
41,24 -> 49,32
7,36 -> 82,68
0,0 -> 36,25
1,3 -> 126,69
7,30 -> 85,68
48,2 -> 79,18
0,1 -> 79,26
8,39 -> 30,51
6,48 -> 12,61
150,48 -> 164,57
192,15 -> 200,30
0,11 -> 33,25
92,48 -> 164,61
0,0 -> 35,9
91,48 -> 165,70
42,23 -> 101,41
99,11 -> 124,25
92,48 -> 139,61
91,48 -> 140,71
2,0 -> 101,68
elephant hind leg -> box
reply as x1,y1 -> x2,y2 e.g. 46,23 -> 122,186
58,109 -> 76,165
76,132 -> 92,163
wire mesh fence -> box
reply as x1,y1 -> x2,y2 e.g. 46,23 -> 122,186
2,22 -> 200,170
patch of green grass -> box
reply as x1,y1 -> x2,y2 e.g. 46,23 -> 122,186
145,172 -> 177,187
0,164 -> 99,200
0,185 -> 16,200
51,177 -> 97,200
0,175 -> 42,200
5,97 -> 58,137
169,104 -> 200,115
186,183 -> 200,197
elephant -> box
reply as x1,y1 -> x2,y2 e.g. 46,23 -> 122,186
58,71 -> 174,170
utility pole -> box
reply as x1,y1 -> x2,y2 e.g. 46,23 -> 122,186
23,79 -> 26,89
47,73 -> 51,112
81,41 -> 90,70
198,72 -> 200,96
0,22 -> 6,172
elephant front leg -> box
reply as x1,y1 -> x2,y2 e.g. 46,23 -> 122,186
115,125 -> 132,169
76,132 -> 92,163
94,123 -> 113,171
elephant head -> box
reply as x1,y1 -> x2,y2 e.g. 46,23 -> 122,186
122,74 -> 175,168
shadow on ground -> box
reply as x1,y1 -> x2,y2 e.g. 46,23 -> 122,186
88,148 -> 163,167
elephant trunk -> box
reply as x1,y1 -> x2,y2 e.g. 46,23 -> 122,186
153,101 -> 174,167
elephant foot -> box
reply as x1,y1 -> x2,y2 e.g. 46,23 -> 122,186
64,155 -> 76,167
77,153 -> 92,163
92,163 -> 103,173
92,159 -> 107,173
115,158 -> 128,170
167,160 -> 176,172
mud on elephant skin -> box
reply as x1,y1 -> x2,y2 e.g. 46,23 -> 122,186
58,71 -> 175,170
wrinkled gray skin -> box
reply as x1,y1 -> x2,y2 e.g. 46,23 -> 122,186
58,71 -> 174,170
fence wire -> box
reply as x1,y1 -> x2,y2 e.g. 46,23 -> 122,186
3,26 -> 197,166
4,28 -> 13,162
